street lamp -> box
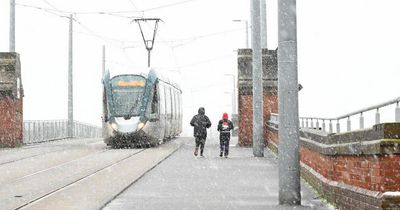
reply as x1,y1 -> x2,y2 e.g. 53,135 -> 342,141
232,20 -> 249,48
224,74 -> 237,115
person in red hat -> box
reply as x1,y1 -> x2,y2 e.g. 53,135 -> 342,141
217,112 -> 234,158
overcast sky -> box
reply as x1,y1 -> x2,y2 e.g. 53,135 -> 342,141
1,0 -> 399,136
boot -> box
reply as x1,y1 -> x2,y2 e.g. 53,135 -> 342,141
194,148 -> 198,156
200,149 -> 204,157
220,151 -> 223,157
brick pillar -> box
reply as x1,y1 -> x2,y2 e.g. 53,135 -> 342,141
0,52 -> 23,147
238,49 -> 278,146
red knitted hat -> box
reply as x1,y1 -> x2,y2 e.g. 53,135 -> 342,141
223,112 -> 228,120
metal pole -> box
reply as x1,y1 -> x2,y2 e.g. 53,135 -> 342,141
9,0 -> 15,52
68,14 -> 74,138
278,0 -> 301,205
261,0 -> 267,49
360,113 -> 364,129
251,0 -> 264,157
102,45 -> 107,138
233,75 -> 237,114
347,117 -> 351,132
147,49 -> 151,67
102,45 -> 105,75
375,109 -> 380,125
243,21 -> 248,49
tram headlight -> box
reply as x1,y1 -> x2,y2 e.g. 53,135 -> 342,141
110,122 -> 118,131
137,122 -> 145,130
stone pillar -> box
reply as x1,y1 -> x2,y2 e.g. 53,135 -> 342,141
0,52 -> 23,147
238,48 -> 278,146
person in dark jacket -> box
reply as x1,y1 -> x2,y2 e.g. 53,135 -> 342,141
217,112 -> 234,158
190,107 -> 212,157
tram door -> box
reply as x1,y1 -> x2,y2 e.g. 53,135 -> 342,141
157,83 -> 166,139
163,84 -> 172,138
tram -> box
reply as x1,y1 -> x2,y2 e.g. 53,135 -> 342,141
102,69 -> 182,147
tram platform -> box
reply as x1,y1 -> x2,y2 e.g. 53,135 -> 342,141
104,137 -> 334,210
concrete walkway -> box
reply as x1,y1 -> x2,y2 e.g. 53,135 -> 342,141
104,137 -> 334,210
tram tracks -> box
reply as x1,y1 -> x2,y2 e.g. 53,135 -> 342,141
0,138 -> 103,166
15,149 -> 146,210
3,148 -> 109,185
0,147 -> 146,210
0,138 -> 183,210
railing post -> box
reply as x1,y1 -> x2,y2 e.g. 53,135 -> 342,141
306,119 -> 309,128
33,122 -> 36,142
310,119 -> 314,129
51,122 -> 54,139
396,102 -> 400,122
27,122 -> 31,143
360,113 -> 364,129
329,120 -> 333,133
336,120 -> 340,133
375,108 -> 380,125
38,121 -> 42,142
347,117 -> 351,132
316,120 -> 319,130
322,120 -> 326,132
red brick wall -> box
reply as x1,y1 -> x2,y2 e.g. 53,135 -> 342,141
267,126 -> 400,192
238,94 -> 278,146
300,147 -> 400,192
0,98 -> 23,147
267,127 -> 400,209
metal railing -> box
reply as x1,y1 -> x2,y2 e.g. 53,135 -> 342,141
298,97 -> 400,133
23,120 -> 102,144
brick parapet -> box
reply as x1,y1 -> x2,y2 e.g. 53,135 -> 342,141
266,122 -> 400,209
237,48 -> 278,147
0,97 -> 23,147
238,94 -> 278,146
0,52 -> 23,147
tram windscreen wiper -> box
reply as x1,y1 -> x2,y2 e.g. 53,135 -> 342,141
125,96 -> 141,120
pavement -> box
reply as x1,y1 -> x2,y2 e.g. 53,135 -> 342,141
103,136 -> 335,210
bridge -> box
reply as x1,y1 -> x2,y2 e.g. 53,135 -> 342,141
1,51 -> 399,209
2,0 -> 400,210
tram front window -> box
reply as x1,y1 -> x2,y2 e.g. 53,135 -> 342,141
110,75 -> 146,117
112,88 -> 144,117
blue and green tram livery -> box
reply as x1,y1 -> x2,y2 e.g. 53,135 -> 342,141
102,69 -> 182,147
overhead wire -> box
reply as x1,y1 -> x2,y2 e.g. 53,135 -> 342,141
41,0 -> 62,12
16,2 -> 241,47
144,0 -> 198,11
19,0 -> 198,15
16,1 -> 237,70
16,3 -> 68,18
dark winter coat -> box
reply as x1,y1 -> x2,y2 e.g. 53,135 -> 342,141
190,107 -> 212,138
217,119 -> 234,139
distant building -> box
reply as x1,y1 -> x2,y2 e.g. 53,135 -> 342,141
237,49 -> 278,146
